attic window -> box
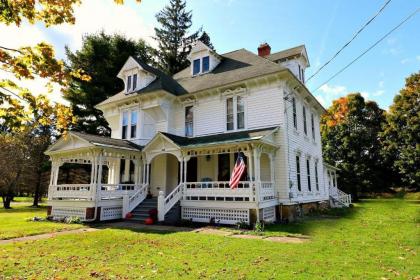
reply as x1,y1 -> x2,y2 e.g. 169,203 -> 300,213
192,56 -> 210,76
133,74 -> 137,90
193,59 -> 200,75
127,76 -> 132,92
202,56 -> 210,72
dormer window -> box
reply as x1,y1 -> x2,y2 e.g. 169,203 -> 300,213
192,56 -> 211,76
127,76 -> 132,92
202,56 -> 209,72
193,59 -> 200,75
126,74 -> 138,93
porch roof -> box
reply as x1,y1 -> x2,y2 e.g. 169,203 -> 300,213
70,132 -> 143,151
161,126 -> 279,148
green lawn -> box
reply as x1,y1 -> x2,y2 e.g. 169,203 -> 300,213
0,199 -> 418,279
0,203 -> 85,240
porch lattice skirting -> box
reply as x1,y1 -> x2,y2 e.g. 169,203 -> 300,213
51,207 -> 86,221
100,206 -> 123,221
182,207 -> 250,225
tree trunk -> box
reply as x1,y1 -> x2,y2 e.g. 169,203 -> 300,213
2,195 -> 13,209
32,169 -> 42,207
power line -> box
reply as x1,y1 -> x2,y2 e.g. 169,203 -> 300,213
306,0 -> 392,82
0,86 -> 25,101
312,7 -> 419,93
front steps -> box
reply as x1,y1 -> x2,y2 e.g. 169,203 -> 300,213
131,197 -> 157,222
131,197 -> 180,224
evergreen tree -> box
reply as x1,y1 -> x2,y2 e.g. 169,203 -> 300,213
381,72 -> 420,189
321,93 -> 389,197
198,31 -> 214,51
64,32 -> 152,136
154,0 -> 214,75
154,0 -> 193,75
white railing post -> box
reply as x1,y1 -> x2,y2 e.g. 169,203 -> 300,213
122,194 -> 129,219
158,191 -> 165,221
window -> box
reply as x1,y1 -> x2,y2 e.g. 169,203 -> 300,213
226,97 -> 234,130
185,106 -> 193,137
307,159 -> 311,191
296,155 -> 301,191
226,96 -> 245,131
301,68 -> 305,83
122,111 -> 128,139
132,74 -> 137,90
193,59 -> 200,75
237,96 -> 245,129
311,113 -> 315,140
202,56 -> 210,72
130,110 -> 137,138
127,76 -> 131,92
303,106 -> 307,135
315,161 -> 319,191
119,159 -> 126,183
292,97 -> 297,129
298,64 -> 301,81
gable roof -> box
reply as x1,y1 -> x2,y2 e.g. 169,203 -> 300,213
173,49 -> 285,94
266,45 -> 310,66
69,131 -> 142,151
160,126 -> 279,148
96,57 -> 187,107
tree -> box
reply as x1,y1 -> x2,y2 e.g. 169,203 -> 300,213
321,93 -> 389,198
64,32 -> 153,135
198,31 -> 214,51
381,72 -> 420,190
154,0 -> 198,75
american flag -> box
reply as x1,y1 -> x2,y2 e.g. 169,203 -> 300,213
229,153 -> 246,189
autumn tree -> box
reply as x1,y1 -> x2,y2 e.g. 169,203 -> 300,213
64,32 -> 153,135
381,72 -> 420,190
321,93 -> 390,197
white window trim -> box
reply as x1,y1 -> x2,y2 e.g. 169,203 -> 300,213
224,94 -> 247,132
184,104 -> 195,137
192,56 -> 211,76
120,107 -> 139,140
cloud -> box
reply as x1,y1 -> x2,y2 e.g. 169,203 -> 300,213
319,84 -> 347,95
416,55 -> 420,62
373,90 -> 384,97
51,0 -> 156,52
400,58 -> 410,64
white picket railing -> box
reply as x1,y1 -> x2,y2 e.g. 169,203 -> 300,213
183,181 -> 254,202
158,183 -> 184,221
50,184 -> 92,200
99,184 -> 138,200
122,183 -> 149,218
329,187 -> 351,207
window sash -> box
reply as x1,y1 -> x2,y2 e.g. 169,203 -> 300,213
307,159 -> 311,191
226,97 -> 234,130
315,162 -> 319,191
296,156 -> 301,191
303,106 -> 307,135
311,113 -> 315,140
202,56 -> 210,72
127,76 -> 131,92
132,74 -> 137,90
193,59 -> 200,75
185,106 -> 193,137
237,96 -> 245,129
292,97 -> 297,129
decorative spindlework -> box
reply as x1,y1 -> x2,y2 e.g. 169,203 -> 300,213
100,206 -> 123,220
51,207 -> 86,220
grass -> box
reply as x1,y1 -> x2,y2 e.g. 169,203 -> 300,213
0,199 -> 419,279
0,203 -> 85,240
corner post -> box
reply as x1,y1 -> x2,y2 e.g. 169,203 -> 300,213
158,191 -> 165,221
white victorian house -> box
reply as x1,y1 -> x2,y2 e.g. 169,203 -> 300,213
45,42 -> 351,225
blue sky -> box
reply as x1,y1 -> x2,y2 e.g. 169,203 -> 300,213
1,0 -> 419,108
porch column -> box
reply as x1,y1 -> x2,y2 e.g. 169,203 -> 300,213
269,153 -> 275,183
142,163 -> 147,184
334,172 -> 338,188
245,151 -> 253,182
135,158 -> 142,185
179,158 -> 184,183
253,148 -> 261,222
95,154 -> 103,202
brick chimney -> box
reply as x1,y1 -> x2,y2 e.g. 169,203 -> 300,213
258,43 -> 271,57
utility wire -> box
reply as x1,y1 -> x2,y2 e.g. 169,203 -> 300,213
312,7 -> 419,93
306,0 -> 392,82
0,86 -> 25,101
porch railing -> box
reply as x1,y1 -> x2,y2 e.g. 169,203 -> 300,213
99,184 -> 138,200
259,181 -> 276,201
49,184 -> 92,200
123,183 -> 149,218
158,182 -> 184,221
183,181 -> 255,202
329,187 -> 352,207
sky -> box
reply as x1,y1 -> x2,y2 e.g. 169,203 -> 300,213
0,0 -> 419,108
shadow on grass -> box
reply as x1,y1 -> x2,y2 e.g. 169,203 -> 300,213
0,204 -> 47,213
264,204 -> 360,236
